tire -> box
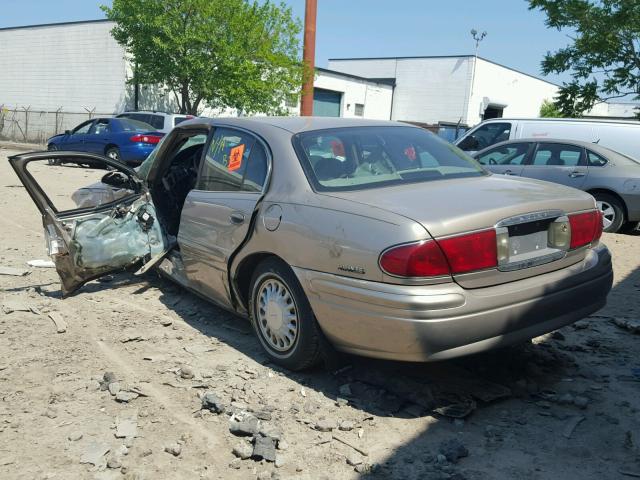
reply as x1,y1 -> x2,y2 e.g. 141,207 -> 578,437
47,144 -> 60,165
594,192 -> 625,233
248,258 -> 321,371
105,147 -> 121,162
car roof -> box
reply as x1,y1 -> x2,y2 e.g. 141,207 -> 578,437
476,117 -> 640,126
118,111 -> 187,116
178,116 -> 413,134
474,138 -> 640,163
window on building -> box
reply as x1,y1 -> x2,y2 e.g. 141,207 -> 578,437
354,103 -> 365,117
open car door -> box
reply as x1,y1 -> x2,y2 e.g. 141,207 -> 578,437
8,151 -> 169,296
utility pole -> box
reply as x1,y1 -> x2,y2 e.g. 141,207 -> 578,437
300,0 -> 317,116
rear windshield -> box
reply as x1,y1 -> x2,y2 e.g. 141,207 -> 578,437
117,118 -> 155,132
294,126 -> 486,191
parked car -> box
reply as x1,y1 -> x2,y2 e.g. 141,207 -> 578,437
10,117 -> 613,370
455,118 -> 640,159
116,111 -> 193,134
47,117 -> 164,165
473,138 -> 640,233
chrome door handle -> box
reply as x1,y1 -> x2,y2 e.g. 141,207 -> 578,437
569,171 -> 585,178
229,212 -> 245,225
504,170 -> 515,175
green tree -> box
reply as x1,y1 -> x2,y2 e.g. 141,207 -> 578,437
528,0 -> 640,118
539,99 -> 565,118
102,0 -> 304,115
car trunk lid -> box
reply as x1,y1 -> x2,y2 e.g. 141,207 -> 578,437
323,174 -> 598,288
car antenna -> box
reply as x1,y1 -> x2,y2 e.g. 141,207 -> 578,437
593,138 -> 600,144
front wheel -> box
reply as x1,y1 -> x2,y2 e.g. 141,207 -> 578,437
105,147 -> 121,163
594,193 -> 625,233
249,258 -> 321,370
47,144 -> 60,165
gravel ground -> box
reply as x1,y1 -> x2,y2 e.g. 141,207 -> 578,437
1,145 -> 639,480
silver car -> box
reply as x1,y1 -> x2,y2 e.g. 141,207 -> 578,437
9,118 -> 613,370
473,138 -> 640,233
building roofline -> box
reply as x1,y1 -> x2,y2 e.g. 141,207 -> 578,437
315,67 -> 395,87
328,54 -> 559,88
0,19 -> 111,32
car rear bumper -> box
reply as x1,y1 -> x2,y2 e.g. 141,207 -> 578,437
294,244 -> 613,362
119,144 -> 156,165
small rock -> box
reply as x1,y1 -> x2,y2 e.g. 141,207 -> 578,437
229,416 -> 259,436
255,410 -> 272,421
439,438 -> 469,463
179,366 -> 194,379
115,417 -> 138,439
253,435 -> 277,462
103,372 -> 117,384
339,420 -> 355,431
160,319 -> 173,327
68,431 -> 83,441
44,407 -> 57,419
346,453 -> 362,466
229,458 -> 242,469
275,454 -> 286,468
108,382 -> 121,396
164,443 -> 182,456
115,391 -> 138,403
201,392 -> 226,414
257,472 -> 270,480
140,449 -> 152,458
315,418 -> 337,432
106,454 -> 122,469
354,463 -> 371,474
232,441 -> 253,460
277,440 -> 289,451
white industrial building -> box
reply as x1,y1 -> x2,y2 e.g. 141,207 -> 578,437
1,19 -> 635,144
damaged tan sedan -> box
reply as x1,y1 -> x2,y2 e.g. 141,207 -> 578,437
10,117 -> 613,370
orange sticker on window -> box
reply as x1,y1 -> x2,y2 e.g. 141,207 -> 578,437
228,144 -> 245,171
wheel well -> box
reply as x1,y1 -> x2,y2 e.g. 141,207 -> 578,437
586,188 -> 628,218
233,253 -> 287,309
104,144 -> 118,154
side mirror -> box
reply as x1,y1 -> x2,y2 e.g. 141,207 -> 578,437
65,130 -> 71,135
101,171 -> 138,192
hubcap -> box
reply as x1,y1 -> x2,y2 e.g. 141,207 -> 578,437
256,278 -> 298,352
596,201 -> 615,230
107,150 -> 118,160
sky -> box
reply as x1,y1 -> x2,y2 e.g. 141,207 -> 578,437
0,0 -> 571,84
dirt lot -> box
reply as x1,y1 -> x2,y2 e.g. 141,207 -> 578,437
1,145 -> 639,480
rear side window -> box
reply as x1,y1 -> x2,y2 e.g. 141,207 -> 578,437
117,119 -> 155,132
532,143 -> 584,166
174,116 -> 189,126
197,128 -> 268,192
295,126 -> 485,192
476,143 -> 530,165
587,150 -> 608,167
457,122 -> 512,151
145,114 -> 165,130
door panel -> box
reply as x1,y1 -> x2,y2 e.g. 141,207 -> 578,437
178,191 -> 261,307
8,151 -> 168,295
65,120 -> 94,150
84,119 -> 113,154
522,143 -> 588,189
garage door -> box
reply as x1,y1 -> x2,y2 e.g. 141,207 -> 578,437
313,88 -> 342,117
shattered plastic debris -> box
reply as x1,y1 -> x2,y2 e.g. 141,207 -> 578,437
27,259 -> 56,268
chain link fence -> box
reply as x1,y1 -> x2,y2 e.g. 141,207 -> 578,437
0,106 -> 113,145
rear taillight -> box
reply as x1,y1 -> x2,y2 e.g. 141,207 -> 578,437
569,210 -> 602,249
379,240 -> 450,277
438,229 -> 498,274
130,134 -> 162,144
379,229 -> 498,278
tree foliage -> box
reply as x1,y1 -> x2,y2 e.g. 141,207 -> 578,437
528,0 -> 640,118
539,99 -> 565,117
102,0 -> 304,115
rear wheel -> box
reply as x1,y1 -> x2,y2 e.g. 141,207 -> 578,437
594,193 -> 625,233
248,258 -> 321,370
105,147 -> 121,162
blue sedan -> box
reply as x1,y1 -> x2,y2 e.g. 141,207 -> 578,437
47,117 -> 164,166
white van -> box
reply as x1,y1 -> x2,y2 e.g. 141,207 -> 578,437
455,118 -> 640,159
